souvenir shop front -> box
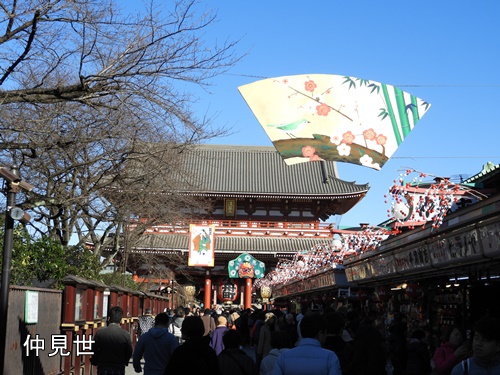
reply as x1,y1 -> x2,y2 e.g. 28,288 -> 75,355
343,192 -> 500,343
271,267 -> 357,314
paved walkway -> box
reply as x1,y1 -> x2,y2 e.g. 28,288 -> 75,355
125,345 -> 256,374
125,361 -> 139,375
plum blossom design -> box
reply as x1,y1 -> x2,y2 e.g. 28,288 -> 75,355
304,79 -> 317,93
302,145 -> 316,158
310,154 -> 322,161
360,155 -> 381,170
330,134 -> 342,145
342,131 -> 355,144
363,128 -> 376,141
360,154 -> 374,166
337,143 -> 351,156
376,134 -> 387,146
316,103 -> 331,116
302,145 -> 322,161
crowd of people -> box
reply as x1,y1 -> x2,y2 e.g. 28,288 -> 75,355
89,304 -> 500,375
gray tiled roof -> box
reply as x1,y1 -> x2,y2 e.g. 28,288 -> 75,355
181,145 -> 369,197
463,161 -> 500,184
133,233 -> 333,256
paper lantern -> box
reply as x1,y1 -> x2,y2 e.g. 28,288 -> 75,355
184,285 -> 197,301
260,286 -> 272,302
218,280 -> 239,303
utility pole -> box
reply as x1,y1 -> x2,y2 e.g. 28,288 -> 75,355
0,167 -> 33,370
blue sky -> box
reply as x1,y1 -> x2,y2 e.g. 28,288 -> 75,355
136,1 -> 500,227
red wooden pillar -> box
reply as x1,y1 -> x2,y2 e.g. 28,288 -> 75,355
204,274 -> 212,309
62,330 -> 73,375
244,278 -> 252,309
73,328 -> 82,374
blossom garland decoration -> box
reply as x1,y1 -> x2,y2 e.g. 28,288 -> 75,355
386,168 -> 486,230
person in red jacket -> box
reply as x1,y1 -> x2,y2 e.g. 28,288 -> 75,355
433,326 -> 470,375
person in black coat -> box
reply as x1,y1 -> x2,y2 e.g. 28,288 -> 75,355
406,329 -> 432,375
164,316 -> 220,375
348,323 -> 388,375
323,311 -> 354,374
218,330 -> 257,375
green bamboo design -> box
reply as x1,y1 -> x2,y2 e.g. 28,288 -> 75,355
381,83 -> 402,145
394,86 -> 411,138
410,95 -> 420,124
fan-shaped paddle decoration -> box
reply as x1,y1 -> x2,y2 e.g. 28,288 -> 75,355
239,74 -> 431,170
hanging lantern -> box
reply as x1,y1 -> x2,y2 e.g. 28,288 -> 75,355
184,285 -> 197,301
218,279 -> 239,303
377,286 -> 391,302
260,286 -> 272,302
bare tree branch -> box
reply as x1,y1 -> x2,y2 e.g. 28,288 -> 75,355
0,0 -> 241,270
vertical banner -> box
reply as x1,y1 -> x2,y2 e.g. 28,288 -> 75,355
188,224 -> 216,267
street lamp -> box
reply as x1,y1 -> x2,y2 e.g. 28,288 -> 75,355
0,166 -> 34,369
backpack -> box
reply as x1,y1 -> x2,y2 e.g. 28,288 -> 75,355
169,320 -> 184,344
137,315 -> 155,335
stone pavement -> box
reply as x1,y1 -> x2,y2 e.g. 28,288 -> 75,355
125,345 -> 256,374
125,360 -> 139,375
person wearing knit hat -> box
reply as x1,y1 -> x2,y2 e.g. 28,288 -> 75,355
210,315 -> 229,355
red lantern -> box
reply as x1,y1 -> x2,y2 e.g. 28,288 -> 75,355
377,286 -> 391,302
218,279 -> 239,303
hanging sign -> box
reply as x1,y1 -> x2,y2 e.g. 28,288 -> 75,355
228,253 -> 265,279
188,224 -> 216,267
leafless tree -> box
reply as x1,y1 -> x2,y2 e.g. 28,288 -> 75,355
0,0 -> 241,269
